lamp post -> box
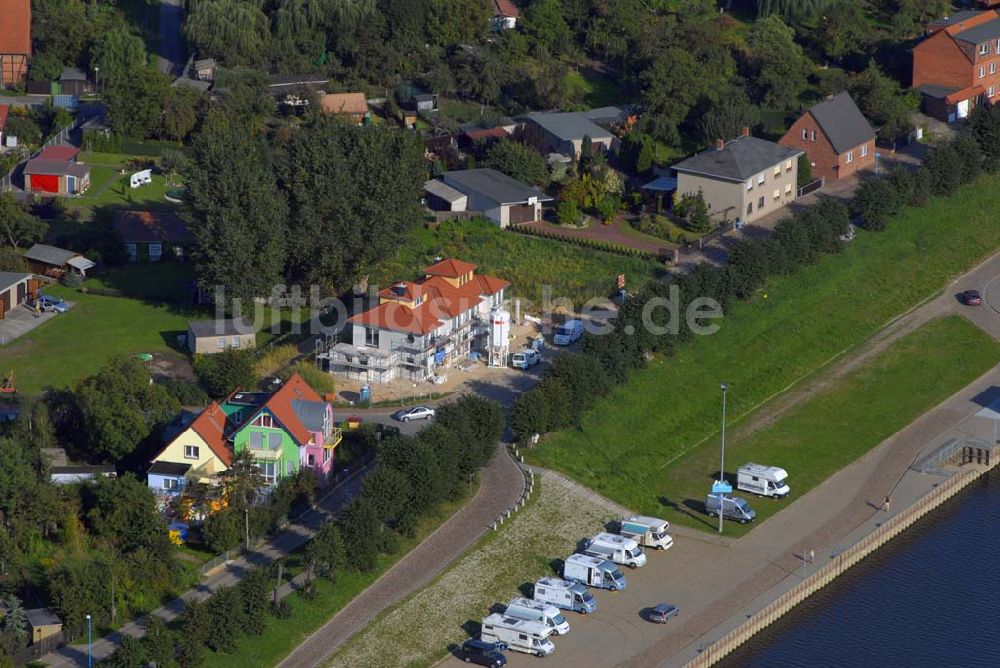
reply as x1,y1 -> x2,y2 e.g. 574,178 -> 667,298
875,151 -> 882,176
94,66 -> 99,94
718,383 -> 729,535
245,508 -> 250,551
86,614 -> 92,668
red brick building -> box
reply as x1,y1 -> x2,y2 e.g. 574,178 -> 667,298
779,92 -> 876,182
0,0 -> 31,87
913,9 -> 1000,122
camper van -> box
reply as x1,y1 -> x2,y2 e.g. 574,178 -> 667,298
737,463 -> 790,498
584,532 -> 647,568
619,516 -> 674,550
553,320 -> 584,346
511,348 -> 541,370
705,494 -> 756,524
563,553 -> 627,591
480,614 -> 555,657
532,577 -> 597,614
505,597 -> 571,635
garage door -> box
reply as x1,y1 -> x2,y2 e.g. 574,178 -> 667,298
0,293 -> 8,320
30,174 -> 60,193
508,204 -> 536,224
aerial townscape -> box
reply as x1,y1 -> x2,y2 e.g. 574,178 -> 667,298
0,0 -> 999,667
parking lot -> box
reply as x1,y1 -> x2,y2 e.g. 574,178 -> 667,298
0,300 -> 72,345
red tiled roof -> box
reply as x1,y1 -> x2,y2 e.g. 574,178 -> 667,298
476,273 -> 510,295
492,0 -> 520,18
37,145 -> 79,162
424,257 -> 477,278
422,275 -> 483,317
0,0 -> 31,56
378,281 -> 428,303
0,105 -> 8,131
349,301 -> 444,336
113,210 -> 193,243
189,401 -> 233,466
253,373 -> 323,446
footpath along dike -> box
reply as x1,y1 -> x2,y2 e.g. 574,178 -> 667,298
685,456 -> 998,668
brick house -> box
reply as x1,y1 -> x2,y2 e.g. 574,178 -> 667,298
779,92 -> 876,182
0,0 -> 30,87
913,9 -> 1000,122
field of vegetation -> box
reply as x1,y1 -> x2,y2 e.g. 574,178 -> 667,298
325,475 -> 615,668
372,219 -> 666,308
529,172 -> 1000,526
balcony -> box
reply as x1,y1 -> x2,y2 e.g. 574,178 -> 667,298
324,427 -> 343,449
247,447 -> 282,461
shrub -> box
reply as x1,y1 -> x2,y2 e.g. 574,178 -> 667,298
271,599 -> 293,619
557,200 -> 580,226
255,344 -> 300,379
280,360 -> 336,395
195,348 -> 256,398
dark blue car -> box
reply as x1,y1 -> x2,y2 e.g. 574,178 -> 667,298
461,639 -> 506,667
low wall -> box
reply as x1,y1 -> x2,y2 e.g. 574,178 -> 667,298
685,463 -> 994,667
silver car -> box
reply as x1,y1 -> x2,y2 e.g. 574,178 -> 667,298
35,295 -> 69,313
393,405 -> 435,422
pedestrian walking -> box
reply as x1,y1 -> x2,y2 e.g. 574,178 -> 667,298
881,495 -> 890,512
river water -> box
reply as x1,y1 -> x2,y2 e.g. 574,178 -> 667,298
720,470 -> 1000,668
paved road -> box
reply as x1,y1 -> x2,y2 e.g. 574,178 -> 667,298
278,449 -> 526,668
156,0 -> 185,76
41,466 -> 370,667
436,250 -> 1000,668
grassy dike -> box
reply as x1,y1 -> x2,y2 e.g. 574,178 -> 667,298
529,171 -> 1000,523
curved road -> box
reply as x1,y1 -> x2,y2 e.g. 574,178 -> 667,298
278,449 -> 525,668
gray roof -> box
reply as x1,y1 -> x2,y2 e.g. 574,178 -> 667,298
188,318 -> 255,339
640,176 -> 677,192
672,136 -> 803,183
527,111 -> 613,142
49,465 -> 115,475
60,67 -> 86,81
808,92 -> 876,155
414,94 -> 436,102
0,272 -> 30,292
24,159 -> 78,176
147,461 -> 192,477
953,16 -> 1000,44
580,106 -> 628,124
291,399 -> 328,432
423,179 -> 467,203
172,77 -> 212,93
26,609 -> 62,628
442,169 -> 553,205
194,58 -> 216,69
919,84 -> 959,99
24,243 -> 78,266
930,10 -> 985,29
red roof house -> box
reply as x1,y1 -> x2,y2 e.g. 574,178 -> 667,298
0,0 -> 31,87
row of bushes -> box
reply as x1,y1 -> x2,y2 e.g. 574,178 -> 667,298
106,395 -> 505,666
511,223 -> 664,260
82,130 -> 190,157
510,104 -> 1000,443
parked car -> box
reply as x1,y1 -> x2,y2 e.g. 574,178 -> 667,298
460,639 -> 507,667
393,405 -> 435,422
648,603 -> 679,623
961,290 -> 982,306
705,494 -> 756,524
34,295 -> 69,313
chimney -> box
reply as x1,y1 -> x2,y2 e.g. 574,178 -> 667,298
715,138 -> 725,151
741,126 -> 750,138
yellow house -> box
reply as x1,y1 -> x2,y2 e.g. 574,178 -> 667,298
147,402 -> 233,496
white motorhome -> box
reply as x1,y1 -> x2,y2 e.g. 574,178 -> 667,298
737,463 -> 790,498
480,613 -> 555,657
506,597 -> 571,635
584,532 -> 647,568
563,553 -> 627,591
533,577 -> 597,614
620,516 -> 674,550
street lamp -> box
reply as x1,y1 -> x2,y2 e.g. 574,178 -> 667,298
86,614 -> 92,668
718,383 -> 729,535
94,66 -> 99,94
245,508 -> 250,551
875,151 -> 882,177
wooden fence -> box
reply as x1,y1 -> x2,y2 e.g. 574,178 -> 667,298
685,465 -> 991,667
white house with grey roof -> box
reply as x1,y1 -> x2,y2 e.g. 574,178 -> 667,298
525,110 -> 621,159
671,130 -> 803,225
427,168 -> 553,227
187,318 -> 256,354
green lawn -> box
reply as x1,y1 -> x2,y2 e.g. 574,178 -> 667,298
658,316 -> 1000,536
202,488 -> 478,668
65,151 -> 181,216
0,286 -> 198,393
529,171 -> 1000,525
565,66 -> 622,109
374,219 -> 667,308
84,263 -> 196,303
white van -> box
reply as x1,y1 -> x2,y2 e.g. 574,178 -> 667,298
511,348 -> 541,369
620,516 -> 674,550
553,320 -> 584,346
506,597 -> 570,635
737,463 -> 790,498
480,614 -> 555,657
